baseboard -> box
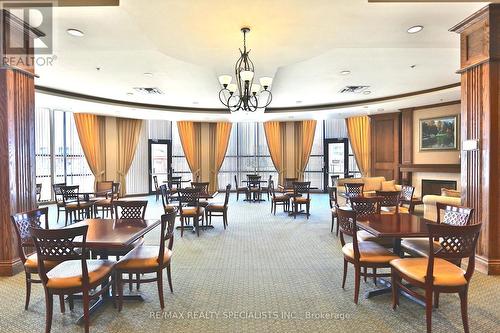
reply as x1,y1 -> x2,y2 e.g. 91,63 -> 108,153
475,255 -> 500,275
0,257 -> 22,276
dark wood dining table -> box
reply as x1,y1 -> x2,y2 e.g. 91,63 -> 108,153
355,212 -> 434,304
67,218 -> 161,323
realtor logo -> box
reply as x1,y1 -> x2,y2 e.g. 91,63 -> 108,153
1,1 -> 53,55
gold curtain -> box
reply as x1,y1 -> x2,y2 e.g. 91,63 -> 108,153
263,121 -> 286,184
209,122 -> 232,193
177,121 -> 201,179
116,118 -> 143,196
294,120 -> 317,180
73,113 -> 106,186
346,116 -> 371,176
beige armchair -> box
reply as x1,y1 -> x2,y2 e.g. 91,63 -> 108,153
423,194 -> 461,222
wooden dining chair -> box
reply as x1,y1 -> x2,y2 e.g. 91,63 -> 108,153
261,175 -> 273,201
152,175 -> 160,202
36,183 -> 43,203
247,175 -> 262,201
337,208 -> 399,304
10,208 -> 62,311
178,188 -> 204,237
206,184 -> 231,229
330,175 -> 339,187
159,184 -> 177,214
60,185 -> 94,226
95,182 -> 120,218
391,223 -> 482,333
52,182 -> 66,223
328,187 -> 339,234
269,180 -> 290,214
31,225 -> 115,333
234,175 -> 248,201
398,185 -> 415,212
116,212 -> 176,311
191,181 -> 210,207
290,181 -> 311,219
351,196 -> 392,250
376,190 -> 403,214
113,200 -> 148,219
402,203 -> 474,258
344,183 -> 364,198
280,177 -> 298,194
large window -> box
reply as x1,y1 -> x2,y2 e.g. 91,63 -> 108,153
219,122 -> 278,189
35,108 -> 94,201
171,121 -> 191,177
303,121 -> 324,189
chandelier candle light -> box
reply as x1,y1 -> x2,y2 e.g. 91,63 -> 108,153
218,27 -> 273,112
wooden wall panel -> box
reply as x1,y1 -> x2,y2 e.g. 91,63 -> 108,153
451,3 -> 500,274
370,113 -> 400,182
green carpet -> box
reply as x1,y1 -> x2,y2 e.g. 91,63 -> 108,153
1,194 -> 499,332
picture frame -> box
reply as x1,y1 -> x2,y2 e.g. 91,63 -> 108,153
419,115 -> 459,151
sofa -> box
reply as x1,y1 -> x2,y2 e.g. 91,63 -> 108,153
422,189 -> 461,222
336,176 -> 399,194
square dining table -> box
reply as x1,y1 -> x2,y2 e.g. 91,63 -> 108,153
355,212 -> 434,304
67,218 -> 161,323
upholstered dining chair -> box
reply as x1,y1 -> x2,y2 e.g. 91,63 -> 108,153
116,211 -> 176,311
399,185 -> 415,212
153,175 -> 160,202
344,183 -> 365,201
52,182 -> 66,223
178,188 -> 204,237
247,175 -> 262,201
328,187 -> 339,234
351,196 -> 392,249
290,181 -> 311,219
376,190 -> 403,213
60,185 -> 94,226
191,181 -> 210,207
234,175 -> 248,201
391,223 -> 482,333
280,177 -> 298,195
159,184 -> 177,214
206,184 -> 231,229
269,180 -> 289,214
95,182 -> 120,218
31,225 -> 115,333
36,183 -> 43,203
337,208 -> 399,304
402,203 -> 473,258
262,175 -> 273,201
10,208 -> 64,311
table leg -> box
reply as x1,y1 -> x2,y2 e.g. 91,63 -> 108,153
393,238 -> 403,257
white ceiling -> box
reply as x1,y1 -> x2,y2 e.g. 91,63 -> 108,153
34,0 -> 488,118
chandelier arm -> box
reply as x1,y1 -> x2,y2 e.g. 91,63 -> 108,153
218,89 -> 231,107
261,90 -> 273,108
248,94 -> 259,110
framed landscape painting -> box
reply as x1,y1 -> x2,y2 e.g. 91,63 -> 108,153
419,115 -> 458,151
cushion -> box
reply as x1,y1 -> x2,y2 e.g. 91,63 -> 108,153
116,245 -> 172,270
357,230 -> 394,247
390,258 -> 467,287
95,198 -> 112,206
24,253 -> 60,272
181,207 -> 205,216
163,205 -> 177,213
207,204 -> 225,212
441,188 -> 461,198
381,180 -> 396,191
292,197 -> 310,204
273,195 -> 289,202
342,241 -> 399,263
362,177 -> 386,192
46,259 -> 115,289
401,238 -> 441,258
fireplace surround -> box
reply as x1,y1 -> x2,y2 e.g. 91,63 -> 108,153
421,179 -> 457,197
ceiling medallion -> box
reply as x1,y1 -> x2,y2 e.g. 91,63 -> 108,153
218,27 -> 272,112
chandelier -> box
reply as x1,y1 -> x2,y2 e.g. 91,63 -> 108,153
218,27 -> 273,112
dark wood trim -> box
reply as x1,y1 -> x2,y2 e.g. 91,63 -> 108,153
0,66 -> 39,78
35,82 -> 461,114
449,4 -> 489,33
399,164 -> 461,173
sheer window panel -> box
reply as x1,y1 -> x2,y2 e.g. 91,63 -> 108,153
35,108 -> 52,201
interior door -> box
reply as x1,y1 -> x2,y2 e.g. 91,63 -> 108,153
148,139 -> 172,194
323,138 -> 349,189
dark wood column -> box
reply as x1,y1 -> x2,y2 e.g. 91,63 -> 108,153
0,11 -> 39,276
451,4 -> 500,275
400,108 -> 414,185
369,113 -> 401,182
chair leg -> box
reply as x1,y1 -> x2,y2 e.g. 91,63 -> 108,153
331,215 -> 334,233
166,262 -> 173,293
363,267 -> 367,282
59,294 -> 65,313
425,288 -> 433,333
128,274 -> 133,291
57,208 -> 60,222
434,291 -> 440,308
180,217 -> 184,238
459,288 -> 470,333
336,218 -> 340,236
117,274 -> 123,312
341,259 -> 348,289
83,290 -> 90,333
136,273 -> 140,290
373,268 -> 377,286
354,265 -> 361,304
24,273 -> 31,310
68,294 -> 74,311
391,268 -> 399,310
44,289 -> 53,333
306,203 -> 310,219
157,270 -> 165,309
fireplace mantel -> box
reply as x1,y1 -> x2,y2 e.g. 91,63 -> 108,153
399,164 -> 461,173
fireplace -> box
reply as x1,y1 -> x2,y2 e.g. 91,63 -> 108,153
421,179 -> 457,197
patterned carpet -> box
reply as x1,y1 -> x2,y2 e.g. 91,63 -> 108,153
1,193 -> 499,333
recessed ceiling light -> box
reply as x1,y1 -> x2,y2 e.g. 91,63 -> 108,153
296,100 -> 303,104
67,28 -> 84,37
340,70 -> 351,75
363,91 -> 371,95
407,25 -> 423,34
144,72 -> 153,78
192,101 -> 199,105
126,92 -> 133,96
410,64 -> 416,69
